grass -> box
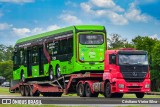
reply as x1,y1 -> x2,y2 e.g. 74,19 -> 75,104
0,87 -> 160,98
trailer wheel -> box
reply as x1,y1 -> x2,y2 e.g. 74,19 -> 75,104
78,83 -> 85,97
85,83 -> 99,97
56,65 -> 61,78
20,86 -> 25,96
29,86 -> 33,96
49,67 -> 54,81
135,93 -> 144,98
104,82 -> 113,98
25,86 -> 30,96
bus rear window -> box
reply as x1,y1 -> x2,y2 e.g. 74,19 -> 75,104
79,34 -> 104,45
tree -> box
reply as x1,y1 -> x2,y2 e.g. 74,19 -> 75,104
0,60 -> 13,81
107,33 -> 134,49
132,36 -> 158,55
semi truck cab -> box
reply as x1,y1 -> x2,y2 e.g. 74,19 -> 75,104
103,48 -> 150,98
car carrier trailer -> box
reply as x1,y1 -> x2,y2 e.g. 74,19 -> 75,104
10,49 -> 150,98
9,73 -> 103,97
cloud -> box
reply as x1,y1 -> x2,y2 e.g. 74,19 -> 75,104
80,0 -> 151,25
0,0 -> 34,4
12,24 -> 61,37
149,34 -> 159,39
91,0 -> 124,12
65,1 -> 77,7
12,28 -> 31,37
0,23 -> 12,30
125,3 -> 149,22
59,14 -> 82,24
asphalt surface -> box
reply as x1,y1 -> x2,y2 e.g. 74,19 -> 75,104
0,96 -> 160,107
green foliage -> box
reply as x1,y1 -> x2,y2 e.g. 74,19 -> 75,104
132,36 -> 157,55
0,60 -> 13,80
108,34 -> 134,49
0,44 -> 13,61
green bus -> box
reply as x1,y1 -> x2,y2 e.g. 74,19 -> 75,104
13,25 -> 107,82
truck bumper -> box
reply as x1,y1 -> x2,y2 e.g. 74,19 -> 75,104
111,79 -> 150,93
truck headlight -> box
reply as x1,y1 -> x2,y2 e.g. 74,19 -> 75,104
145,84 -> 150,88
118,84 -> 124,88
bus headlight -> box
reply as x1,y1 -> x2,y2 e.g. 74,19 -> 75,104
118,84 -> 124,88
145,84 -> 150,88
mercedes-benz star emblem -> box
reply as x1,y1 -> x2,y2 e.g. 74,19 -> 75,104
132,72 -> 137,76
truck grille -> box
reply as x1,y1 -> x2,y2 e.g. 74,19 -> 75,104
120,65 -> 148,82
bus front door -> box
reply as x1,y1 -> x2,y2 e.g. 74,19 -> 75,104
27,50 -> 32,77
39,47 -> 44,75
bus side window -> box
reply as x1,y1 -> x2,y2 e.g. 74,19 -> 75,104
67,37 -> 73,54
32,47 -> 38,64
20,50 -> 24,65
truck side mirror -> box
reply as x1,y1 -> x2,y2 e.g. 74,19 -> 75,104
109,54 -> 116,64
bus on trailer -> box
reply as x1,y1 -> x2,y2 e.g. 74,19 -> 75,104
13,25 -> 107,82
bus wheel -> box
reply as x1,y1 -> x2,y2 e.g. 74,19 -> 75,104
78,83 -> 85,97
104,82 -> 113,98
49,67 -> 54,81
25,86 -> 30,96
20,86 -> 25,96
21,71 -> 25,82
56,65 -> 61,78
135,93 -> 144,98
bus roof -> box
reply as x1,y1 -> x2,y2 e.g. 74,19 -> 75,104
16,25 -> 105,44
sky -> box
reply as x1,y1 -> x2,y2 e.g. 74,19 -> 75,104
0,0 -> 160,45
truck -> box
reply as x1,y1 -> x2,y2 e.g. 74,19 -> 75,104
10,48 -> 150,98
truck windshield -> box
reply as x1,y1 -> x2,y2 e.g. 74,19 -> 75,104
79,34 -> 104,45
119,54 -> 148,65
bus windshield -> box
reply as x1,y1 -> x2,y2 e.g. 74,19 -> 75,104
79,34 -> 104,45
119,54 -> 148,65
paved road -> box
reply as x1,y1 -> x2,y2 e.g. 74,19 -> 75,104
1,96 -> 160,107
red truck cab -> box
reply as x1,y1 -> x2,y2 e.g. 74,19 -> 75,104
103,48 -> 150,98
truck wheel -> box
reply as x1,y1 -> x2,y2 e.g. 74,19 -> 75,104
25,86 -> 30,96
56,65 -> 61,78
21,72 -> 25,82
78,83 -> 85,97
33,91 -> 40,97
85,83 -> 98,97
104,82 -> 113,98
49,67 -> 54,81
20,86 -> 25,96
29,86 -> 33,96
135,93 -> 144,98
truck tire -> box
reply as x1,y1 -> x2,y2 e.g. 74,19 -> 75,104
78,83 -> 85,97
20,86 -> 25,96
104,82 -> 113,98
135,93 -> 144,98
56,65 -> 61,78
85,83 -> 99,97
49,67 -> 54,81
25,86 -> 30,96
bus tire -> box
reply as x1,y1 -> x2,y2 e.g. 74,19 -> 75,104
135,93 -> 144,98
49,67 -> 54,81
21,71 -> 25,83
56,65 -> 61,78
20,86 -> 25,96
78,83 -> 85,97
25,86 -> 30,96
104,82 -> 113,98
